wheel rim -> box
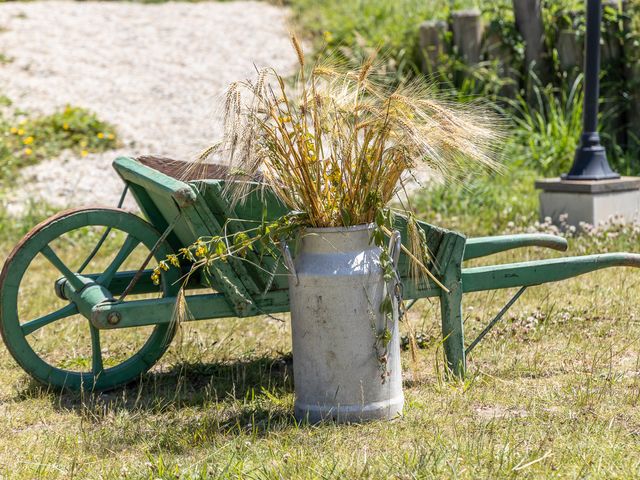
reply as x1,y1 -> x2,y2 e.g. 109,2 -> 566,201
0,208 -> 180,391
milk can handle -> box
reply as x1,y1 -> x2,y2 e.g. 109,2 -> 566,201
388,230 -> 402,270
387,230 -> 403,322
280,240 -> 299,286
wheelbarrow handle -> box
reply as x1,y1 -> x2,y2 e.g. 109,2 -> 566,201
464,234 -> 568,260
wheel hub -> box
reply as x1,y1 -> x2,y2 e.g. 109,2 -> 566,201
58,275 -> 117,320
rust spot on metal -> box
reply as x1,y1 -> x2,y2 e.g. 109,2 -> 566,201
107,312 -> 121,325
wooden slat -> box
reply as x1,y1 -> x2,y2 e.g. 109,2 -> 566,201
198,181 -> 291,292
113,156 -> 197,207
175,199 -> 259,317
92,290 -> 291,329
137,156 -> 232,181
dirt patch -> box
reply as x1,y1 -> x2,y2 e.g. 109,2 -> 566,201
0,1 -> 297,212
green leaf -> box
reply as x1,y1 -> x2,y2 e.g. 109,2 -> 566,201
340,208 -> 351,226
379,296 -> 392,315
215,239 -> 226,258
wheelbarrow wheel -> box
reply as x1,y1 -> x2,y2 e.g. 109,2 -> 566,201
0,207 -> 180,391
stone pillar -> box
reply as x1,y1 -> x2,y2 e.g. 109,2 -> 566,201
536,178 -> 640,227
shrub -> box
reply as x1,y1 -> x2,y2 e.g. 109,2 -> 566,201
504,77 -> 584,177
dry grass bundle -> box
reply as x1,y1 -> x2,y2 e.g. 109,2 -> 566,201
197,38 -> 502,228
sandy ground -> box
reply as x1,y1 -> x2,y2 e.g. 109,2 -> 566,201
0,1 -> 298,212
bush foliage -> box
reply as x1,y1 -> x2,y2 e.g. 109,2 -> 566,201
291,0 -> 640,233
293,0 -> 640,165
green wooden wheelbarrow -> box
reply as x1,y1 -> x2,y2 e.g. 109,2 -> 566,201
2,155 -> 640,391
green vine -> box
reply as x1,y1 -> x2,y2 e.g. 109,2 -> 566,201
151,205 -> 434,376
150,211 -> 307,287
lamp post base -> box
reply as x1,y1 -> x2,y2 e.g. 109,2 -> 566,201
535,177 -> 640,227
563,134 -> 620,181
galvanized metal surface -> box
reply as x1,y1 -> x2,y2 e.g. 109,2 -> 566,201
288,225 -> 403,423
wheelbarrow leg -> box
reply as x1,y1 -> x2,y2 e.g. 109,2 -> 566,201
440,282 -> 465,378
438,233 -> 466,378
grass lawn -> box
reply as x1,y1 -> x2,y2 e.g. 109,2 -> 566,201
0,207 -> 639,479
1,0 -> 638,474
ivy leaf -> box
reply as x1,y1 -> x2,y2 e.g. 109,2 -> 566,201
215,239 -> 227,260
375,209 -> 385,227
379,296 -> 393,315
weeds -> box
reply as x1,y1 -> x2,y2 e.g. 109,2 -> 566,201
292,0 -> 640,179
413,167 -> 539,236
505,76 -> 584,176
0,104 -> 118,185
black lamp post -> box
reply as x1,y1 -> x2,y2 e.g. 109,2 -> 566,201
564,0 -> 620,180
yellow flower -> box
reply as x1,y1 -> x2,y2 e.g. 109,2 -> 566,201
323,30 -> 333,43
23,148 -> 32,156
9,127 -> 17,134
17,129 -> 24,136
97,132 -> 105,139
151,268 -> 161,285
167,254 -> 180,268
23,136 -> 34,145
63,123 -> 69,130
195,245 -> 208,258
107,133 -> 115,140
81,150 -> 88,157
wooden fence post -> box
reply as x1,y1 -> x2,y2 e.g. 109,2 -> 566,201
512,0 -> 548,84
599,0 -> 625,146
622,0 -> 640,149
418,20 -> 448,74
557,29 -> 582,73
484,31 -> 518,98
451,9 -> 484,65
602,0 -> 623,64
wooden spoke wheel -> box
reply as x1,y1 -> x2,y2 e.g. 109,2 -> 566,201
0,208 -> 180,391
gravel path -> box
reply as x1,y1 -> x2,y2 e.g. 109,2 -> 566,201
0,1 -> 297,212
